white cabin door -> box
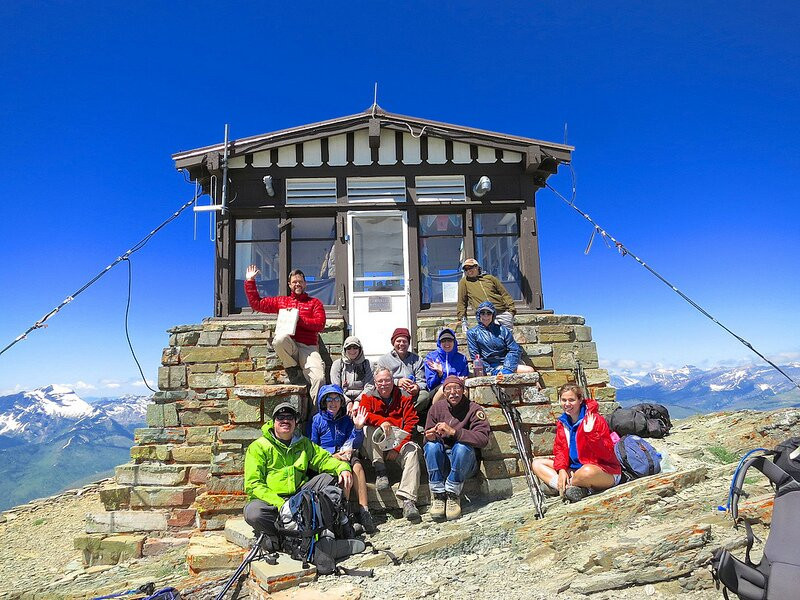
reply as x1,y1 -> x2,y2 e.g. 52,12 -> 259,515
346,211 -> 410,362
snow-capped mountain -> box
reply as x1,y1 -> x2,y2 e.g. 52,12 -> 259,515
0,386 -> 150,510
610,362 -> 800,414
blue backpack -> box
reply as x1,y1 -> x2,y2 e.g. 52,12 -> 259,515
614,435 -> 662,482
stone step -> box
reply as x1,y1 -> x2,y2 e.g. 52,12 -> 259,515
186,534 -> 246,573
86,510 -> 169,533
74,533 -> 145,567
246,555 -> 316,596
224,517 -> 255,549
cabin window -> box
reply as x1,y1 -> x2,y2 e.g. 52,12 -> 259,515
290,217 -> 337,305
474,212 -> 522,300
418,214 -> 464,304
234,218 -> 280,309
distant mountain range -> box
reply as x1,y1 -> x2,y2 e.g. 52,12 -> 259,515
0,385 -> 149,511
610,363 -> 800,418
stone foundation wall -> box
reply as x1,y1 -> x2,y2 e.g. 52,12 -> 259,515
80,312 -> 617,565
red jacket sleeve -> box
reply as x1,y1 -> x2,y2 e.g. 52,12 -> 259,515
552,422 -> 569,472
245,279 -> 280,314
299,297 -> 326,333
394,394 -> 418,451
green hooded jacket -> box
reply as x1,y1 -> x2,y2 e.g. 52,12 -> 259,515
244,420 -> 352,508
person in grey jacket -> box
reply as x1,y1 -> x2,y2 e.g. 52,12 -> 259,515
375,327 -> 431,413
330,336 -> 375,412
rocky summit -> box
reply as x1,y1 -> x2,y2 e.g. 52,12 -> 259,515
0,407 -> 797,600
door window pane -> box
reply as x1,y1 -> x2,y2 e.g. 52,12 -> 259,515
352,215 -> 405,292
291,217 -> 336,305
235,241 -> 280,309
419,214 -> 464,304
474,212 -> 522,300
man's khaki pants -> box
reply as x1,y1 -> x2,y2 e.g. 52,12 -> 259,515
362,426 -> 421,502
273,333 -> 325,420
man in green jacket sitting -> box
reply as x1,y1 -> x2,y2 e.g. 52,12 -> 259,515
243,401 -> 353,546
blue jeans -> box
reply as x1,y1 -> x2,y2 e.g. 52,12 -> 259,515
424,441 -> 478,495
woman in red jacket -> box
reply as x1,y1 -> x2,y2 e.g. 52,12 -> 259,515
532,383 -> 621,503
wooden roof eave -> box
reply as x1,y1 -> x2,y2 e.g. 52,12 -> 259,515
172,109 -> 573,171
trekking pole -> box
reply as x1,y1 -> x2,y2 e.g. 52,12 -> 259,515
215,533 -> 278,600
571,353 -> 589,395
491,383 -> 546,519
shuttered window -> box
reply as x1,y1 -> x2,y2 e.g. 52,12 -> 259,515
286,178 -> 337,205
415,175 -> 466,202
347,177 -> 406,204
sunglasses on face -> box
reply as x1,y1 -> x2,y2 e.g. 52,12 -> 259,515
345,346 -> 360,351
275,414 -> 296,422
479,311 -> 493,316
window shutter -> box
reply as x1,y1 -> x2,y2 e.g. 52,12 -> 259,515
415,175 -> 466,202
286,178 -> 337,205
347,177 -> 406,203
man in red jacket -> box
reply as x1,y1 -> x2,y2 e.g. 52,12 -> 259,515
360,366 -> 422,523
245,265 -> 326,421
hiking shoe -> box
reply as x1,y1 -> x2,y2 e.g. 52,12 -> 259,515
359,507 -> 377,534
374,473 -> 390,491
430,493 -> 446,521
445,492 -> 462,520
564,486 -> 590,503
402,500 -> 421,523
285,366 -> 305,385
541,482 -> 560,497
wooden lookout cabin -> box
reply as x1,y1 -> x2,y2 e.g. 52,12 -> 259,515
172,106 -> 573,358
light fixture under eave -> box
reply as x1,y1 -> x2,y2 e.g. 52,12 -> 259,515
263,175 -> 275,197
472,176 -> 491,198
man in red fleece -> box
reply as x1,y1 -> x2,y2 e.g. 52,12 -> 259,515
359,366 -> 422,523
245,265 -> 326,420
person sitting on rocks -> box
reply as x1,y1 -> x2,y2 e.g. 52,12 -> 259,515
359,366 -> 423,523
243,402 -> 352,549
424,328 -> 469,405
466,301 -> 535,375
245,265 -> 326,421
376,327 -> 430,414
531,383 -> 621,503
457,258 -> 516,330
330,336 -> 375,412
424,375 -> 490,521
310,384 -> 376,533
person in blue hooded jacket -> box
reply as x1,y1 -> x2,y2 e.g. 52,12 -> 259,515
466,301 -> 535,375
310,384 -> 375,533
424,328 -> 469,405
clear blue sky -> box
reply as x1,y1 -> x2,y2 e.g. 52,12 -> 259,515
1,2 -> 798,395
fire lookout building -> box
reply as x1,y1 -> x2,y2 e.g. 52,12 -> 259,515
172,107 -> 573,358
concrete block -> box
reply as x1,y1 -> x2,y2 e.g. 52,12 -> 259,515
99,485 -> 131,510
247,553 -> 316,593
186,534 -> 246,573
211,444 -> 245,474
552,342 -> 599,370
198,330 -> 223,346
161,346 -> 181,366
130,445 -> 171,462
158,365 -> 187,390
224,517 -> 255,549
185,426 -> 218,444
172,445 -> 213,463
180,409 -> 228,426
142,536 -> 190,557
229,396 -> 261,423
146,403 -> 179,427
134,427 -> 186,445
116,463 -> 188,486
74,533 -> 145,566
207,475 -> 245,494
176,331 -> 201,346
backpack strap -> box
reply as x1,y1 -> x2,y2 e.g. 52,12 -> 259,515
364,541 -> 401,565
334,565 -> 375,577
741,518 -> 762,567
731,455 -> 797,521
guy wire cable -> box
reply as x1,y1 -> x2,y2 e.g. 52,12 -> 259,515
544,179 -> 800,392
0,193 -> 200,358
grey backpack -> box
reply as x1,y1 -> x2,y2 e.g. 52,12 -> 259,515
711,455 -> 800,599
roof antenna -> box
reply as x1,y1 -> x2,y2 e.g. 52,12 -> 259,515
372,82 -> 378,117
564,122 -> 568,145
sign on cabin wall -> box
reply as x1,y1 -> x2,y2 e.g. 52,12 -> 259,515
368,296 -> 392,312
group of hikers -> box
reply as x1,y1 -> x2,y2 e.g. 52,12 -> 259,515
241,258 -> 622,550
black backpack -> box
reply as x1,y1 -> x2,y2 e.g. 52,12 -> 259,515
772,437 -> 800,485
609,403 -> 672,438
277,486 -> 364,575
711,455 -> 800,599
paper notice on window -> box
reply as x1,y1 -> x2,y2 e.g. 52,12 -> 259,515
442,282 -> 459,303
274,308 -> 298,338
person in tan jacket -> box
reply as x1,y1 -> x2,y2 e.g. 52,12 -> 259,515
456,258 -> 516,329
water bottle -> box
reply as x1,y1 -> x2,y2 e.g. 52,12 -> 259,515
461,317 -> 469,336
473,354 -> 485,377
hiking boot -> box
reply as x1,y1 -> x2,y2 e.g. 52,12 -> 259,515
285,366 -> 306,385
445,492 -> 462,520
374,471 -> 390,491
564,486 -> 590,503
359,507 -> 377,534
402,499 -> 421,523
541,482 -> 560,497
429,493 -> 446,521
